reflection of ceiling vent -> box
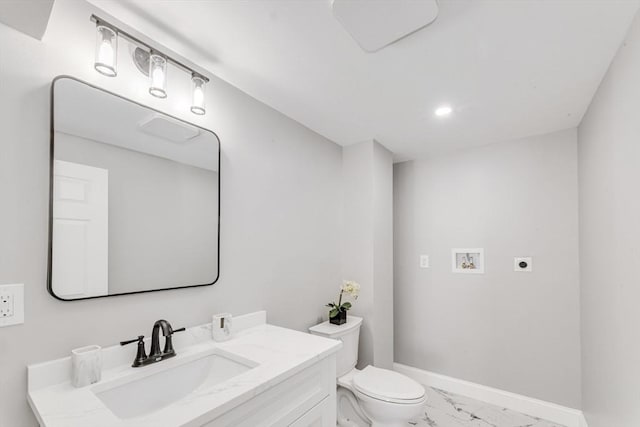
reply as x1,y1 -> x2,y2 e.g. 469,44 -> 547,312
138,114 -> 200,143
332,0 -> 439,52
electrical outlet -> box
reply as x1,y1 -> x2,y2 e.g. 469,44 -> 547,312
0,293 -> 14,317
0,284 -> 24,327
420,255 -> 430,268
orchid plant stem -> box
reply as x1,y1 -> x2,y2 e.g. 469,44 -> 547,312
326,281 -> 359,318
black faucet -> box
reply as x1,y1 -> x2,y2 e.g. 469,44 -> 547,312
120,320 -> 185,368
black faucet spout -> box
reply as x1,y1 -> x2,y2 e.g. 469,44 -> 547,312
149,319 -> 172,359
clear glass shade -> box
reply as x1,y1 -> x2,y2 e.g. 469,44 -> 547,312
149,54 -> 167,98
191,75 -> 206,115
94,25 -> 117,77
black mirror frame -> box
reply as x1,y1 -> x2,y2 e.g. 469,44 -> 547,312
47,75 -> 221,301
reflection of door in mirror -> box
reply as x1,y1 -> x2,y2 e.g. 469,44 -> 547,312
52,160 -> 108,298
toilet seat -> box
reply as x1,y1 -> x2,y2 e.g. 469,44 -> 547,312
352,366 -> 426,404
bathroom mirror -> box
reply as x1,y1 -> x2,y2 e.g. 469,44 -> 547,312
48,76 -> 220,300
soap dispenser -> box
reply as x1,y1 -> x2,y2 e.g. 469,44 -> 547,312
212,313 -> 233,341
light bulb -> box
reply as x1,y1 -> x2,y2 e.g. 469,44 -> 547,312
98,43 -> 113,66
152,67 -> 164,89
193,87 -> 204,108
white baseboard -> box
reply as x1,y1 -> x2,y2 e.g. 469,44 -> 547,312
578,413 -> 589,427
394,363 -> 587,427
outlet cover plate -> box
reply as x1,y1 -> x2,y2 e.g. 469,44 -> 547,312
420,255 -> 430,268
0,284 -> 24,327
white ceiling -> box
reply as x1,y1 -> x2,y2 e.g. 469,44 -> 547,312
89,0 -> 639,161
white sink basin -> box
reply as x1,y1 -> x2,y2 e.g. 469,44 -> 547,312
95,353 -> 254,419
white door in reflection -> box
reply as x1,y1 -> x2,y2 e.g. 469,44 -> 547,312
52,160 -> 109,298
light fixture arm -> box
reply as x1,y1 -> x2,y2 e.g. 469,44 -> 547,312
90,14 -> 209,83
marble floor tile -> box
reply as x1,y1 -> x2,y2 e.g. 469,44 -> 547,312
407,387 -> 567,427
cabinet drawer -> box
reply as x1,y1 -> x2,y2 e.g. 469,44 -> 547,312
289,396 -> 333,427
201,356 -> 334,427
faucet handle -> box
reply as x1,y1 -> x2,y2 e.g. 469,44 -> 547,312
120,335 -> 144,346
120,335 -> 148,367
163,327 -> 186,355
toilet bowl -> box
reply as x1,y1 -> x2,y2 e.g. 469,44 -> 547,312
309,316 -> 427,427
338,366 -> 427,427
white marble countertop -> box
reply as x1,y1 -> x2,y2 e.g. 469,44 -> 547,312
27,312 -> 341,427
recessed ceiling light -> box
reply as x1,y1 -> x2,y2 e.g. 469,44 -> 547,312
434,105 -> 453,117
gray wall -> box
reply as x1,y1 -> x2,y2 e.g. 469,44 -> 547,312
342,141 -> 394,369
56,133 -> 219,294
371,142 -> 394,370
0,2 -> 343,425
578,9 -> 640,427
393,129 -> 581,408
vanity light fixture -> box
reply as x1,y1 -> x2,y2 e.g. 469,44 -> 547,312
434,105 -> 453,117
94,24 -> 118,77
149,53 -> 168,98
90,15 -> 210,114
191,74 -> 206,115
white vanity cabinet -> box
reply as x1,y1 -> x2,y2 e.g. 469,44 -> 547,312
28,312 -> 342,427
202,355 -> 336,427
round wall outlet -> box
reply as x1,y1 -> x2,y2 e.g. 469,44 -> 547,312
514,257 -> 533,272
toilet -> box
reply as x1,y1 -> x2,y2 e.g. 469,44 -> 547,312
309,316 -> 426,427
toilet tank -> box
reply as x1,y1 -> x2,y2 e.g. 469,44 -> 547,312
309,316 -> 362,377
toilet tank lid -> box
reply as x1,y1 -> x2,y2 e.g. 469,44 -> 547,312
309,315 -> 363,337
